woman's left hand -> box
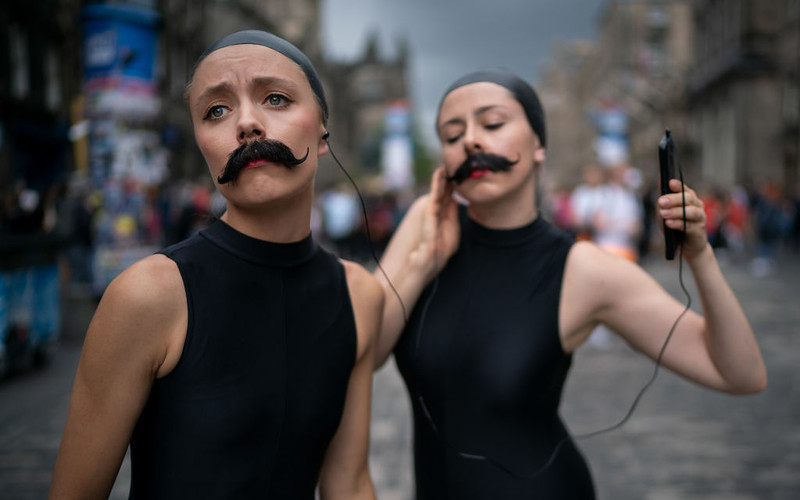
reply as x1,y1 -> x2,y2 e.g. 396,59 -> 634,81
658,179 -> 709,259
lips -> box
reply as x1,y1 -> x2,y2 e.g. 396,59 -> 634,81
469,167 -> 490,179
244,159 -> 270,169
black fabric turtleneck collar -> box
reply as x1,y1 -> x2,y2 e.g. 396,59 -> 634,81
200,219 -> 317,268
459,204 -> 545,248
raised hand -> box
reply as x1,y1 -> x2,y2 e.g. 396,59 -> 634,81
658,179 -> 709,259
413,166 -> 460,279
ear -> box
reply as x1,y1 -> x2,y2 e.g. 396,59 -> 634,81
317,129 -> 330,156
534,146 -> 546,165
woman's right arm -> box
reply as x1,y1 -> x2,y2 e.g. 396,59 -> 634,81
373,168 -> 459,368
49,255 -> 187,499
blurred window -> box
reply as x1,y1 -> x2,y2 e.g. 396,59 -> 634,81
45,48 -> 61,111
10,24 -> 29,99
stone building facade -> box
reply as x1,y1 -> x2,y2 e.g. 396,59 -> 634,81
0,0 -> 85,192
689,0 -> 787,189
540,0 -> 694,190
541,0 -> 800,193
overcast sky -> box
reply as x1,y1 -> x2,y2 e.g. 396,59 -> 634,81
321,0 -> 604,145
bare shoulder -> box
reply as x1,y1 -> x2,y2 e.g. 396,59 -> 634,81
564,240 -> 646,290
340,259 -> 385,310
560,241 -> 655,350
102,254 -> 185,317
564,239 -> 665,309
340,259 -> 385,357
88,253 -> 187,377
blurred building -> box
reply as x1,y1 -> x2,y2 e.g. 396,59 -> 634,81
689,0 -> 790,189
779,0 -> 800,193
541,0 -> 800,194
321,32 -> 411,188
540,0 -> 694,190
1,0 -> 86,368
0,0 -> 84,193
595,0 -> 693,174
538,41 -> 598,191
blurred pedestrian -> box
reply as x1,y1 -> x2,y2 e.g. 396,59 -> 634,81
373,68 -> 766,498
591,163 -> 643,262
750,180 -> 790,276
51,30 -> 382,499
700,186 -> 724,249
570,163 -> 604,241
321,183 -> 360,258
720,185 -> 750,262
64,178 -> 97,286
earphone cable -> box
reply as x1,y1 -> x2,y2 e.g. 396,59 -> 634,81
325,137 -> 408,323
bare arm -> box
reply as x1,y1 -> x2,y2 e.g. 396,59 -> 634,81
49,255 -> 186,499
318,262 -> 384,500
373,167 -> 459,368
561,180 -> 766,394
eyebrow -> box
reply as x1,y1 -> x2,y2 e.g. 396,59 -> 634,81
193,76 -> 302,108
438,105 -> 507,131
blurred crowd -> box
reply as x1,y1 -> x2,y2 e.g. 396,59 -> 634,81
544,164 -> 800,277
2,169 -> 799,296
0,175 -> 415,290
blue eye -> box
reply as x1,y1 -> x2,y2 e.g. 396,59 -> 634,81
266,94 -> 288,106
204,105 -> 228,120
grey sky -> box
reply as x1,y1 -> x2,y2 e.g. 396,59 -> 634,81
321,0 -> 603,145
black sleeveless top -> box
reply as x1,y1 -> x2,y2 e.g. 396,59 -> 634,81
394,207 -> 595,499
129,220 -> 357,499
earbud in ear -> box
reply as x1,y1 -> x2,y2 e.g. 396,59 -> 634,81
322,131 -> 330,140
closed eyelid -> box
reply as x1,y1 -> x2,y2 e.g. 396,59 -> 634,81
439,125 -> 464,143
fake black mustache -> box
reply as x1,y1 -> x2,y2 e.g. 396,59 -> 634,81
217,139 -> 309,185
445,153 -> 520,184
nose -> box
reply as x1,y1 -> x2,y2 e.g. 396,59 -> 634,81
236,102 -> 264,143
462,125 -> 483,155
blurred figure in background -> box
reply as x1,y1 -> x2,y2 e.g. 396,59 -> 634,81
570,163 -> 605,242
750,180 -> 790,276
321,183 -> 360,259
591,163 -> 643,263
63,177 -> 98,287
720,185 -> 750,262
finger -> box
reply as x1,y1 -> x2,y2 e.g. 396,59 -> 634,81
668,178 -> 685,193
659,189 -> 701,211
662,205 -> 706,228
660,201 -> 703,219
429,167 -> 445,203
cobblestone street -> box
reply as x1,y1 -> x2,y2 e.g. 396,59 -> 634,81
1,254 -> 798,499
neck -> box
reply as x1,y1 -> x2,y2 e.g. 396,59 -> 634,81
221,197 -> 312,243
467,202 -> 538,229
466,176 -> 538,229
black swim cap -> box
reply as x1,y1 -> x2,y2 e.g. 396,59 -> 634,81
191,30 -> 328,125
438,68 -> 546,147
